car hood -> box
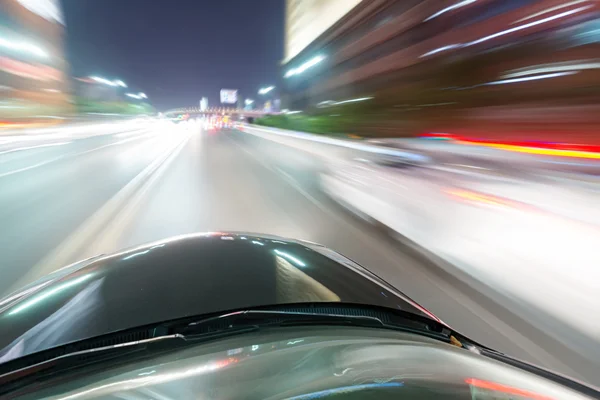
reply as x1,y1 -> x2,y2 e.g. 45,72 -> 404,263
0,232 -> 440,364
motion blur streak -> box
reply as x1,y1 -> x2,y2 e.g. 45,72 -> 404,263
446,189 -> 520,209
1,0 -> 600,389
422,133 -> 600,158
424,0 -> 478,22
460,141 -> 600,159
465,378 -> 554,400
514,0 -> 592,23
468,6 -> 592,46
486,71 -> 579,86
502,61 -> 600,78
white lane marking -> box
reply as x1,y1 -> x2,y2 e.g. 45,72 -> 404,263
88,133 -> 192,256
0,157 -> 65,179
0,130 -> 156,179
275,167 -> 332,215
0,141 -> 71,156
7,133 -> 190,291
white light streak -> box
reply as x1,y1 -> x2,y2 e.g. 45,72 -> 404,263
333,97 -> 373,105
258,86 -> 275,95
8,275 -> 92,315
502,61 -> 600,79
486,71 -> 578,85
122,249 -> 150,260
91,76 -> 118,87
424,0 -> 477,22
513,0 -> 590,24
420,44 -> 463,58
285,55 -> 325,78
0,37 -> 48,58
274,249 -> 306,267
468,6 -> 592,46
421,6 -> 591,58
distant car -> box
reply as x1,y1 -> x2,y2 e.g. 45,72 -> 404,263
0,233 -> 596,398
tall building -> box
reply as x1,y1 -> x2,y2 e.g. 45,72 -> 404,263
200,97 -> 208,111
280,0 -> 600,139
0,0 -> 72,125
284,0 -> 362,64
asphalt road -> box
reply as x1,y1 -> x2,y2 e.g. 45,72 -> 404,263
0,122 -> 597,385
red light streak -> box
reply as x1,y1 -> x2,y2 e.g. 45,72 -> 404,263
420,132 -> 600,159
465,378 -> 555,400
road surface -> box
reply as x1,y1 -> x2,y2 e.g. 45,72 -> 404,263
0,121 -> 597,385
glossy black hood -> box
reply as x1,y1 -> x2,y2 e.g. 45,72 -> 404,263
0,232 -> 440,364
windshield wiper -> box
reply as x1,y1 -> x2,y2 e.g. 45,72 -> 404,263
186,309 -> 386,331
0,304 -> 457,396
174,306 -> 452,343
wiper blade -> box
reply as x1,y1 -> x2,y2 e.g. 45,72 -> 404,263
0,304 -> 455,396
177,308 -> 449,342
190,309 -> 386,329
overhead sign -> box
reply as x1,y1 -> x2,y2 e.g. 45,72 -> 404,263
220,89 -> 238,104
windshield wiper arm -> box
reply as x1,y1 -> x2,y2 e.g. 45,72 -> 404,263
177,309 -> 443,339
184,309 -> 385,331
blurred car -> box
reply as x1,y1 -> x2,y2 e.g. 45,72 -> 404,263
0,233 -> 597,398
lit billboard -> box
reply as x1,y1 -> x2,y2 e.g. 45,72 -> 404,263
220,89 -> 238,104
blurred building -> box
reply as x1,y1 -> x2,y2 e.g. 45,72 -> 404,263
281,0 -> 600,142
284,0 -> 362,64
200,97 -> 208,111
0,0 -> 72,125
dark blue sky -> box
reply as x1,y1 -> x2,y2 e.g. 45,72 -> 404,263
61,0 -> 285,110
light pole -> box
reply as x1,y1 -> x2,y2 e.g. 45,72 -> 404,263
258,86 -> 275,95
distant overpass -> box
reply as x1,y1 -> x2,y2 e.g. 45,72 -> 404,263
165,107 -> 278,118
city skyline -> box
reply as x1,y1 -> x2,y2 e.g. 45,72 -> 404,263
61,0 -> 284,110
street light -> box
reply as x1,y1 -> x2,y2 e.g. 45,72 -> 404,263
258,86 -> 275,95
284,55 -> 325,78
126,92 -> 148,100
90,76 -> 117,86
90,76 -> 127,88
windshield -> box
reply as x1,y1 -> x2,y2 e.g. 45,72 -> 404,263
6,327 -> 596,400
0,0 -> 598,393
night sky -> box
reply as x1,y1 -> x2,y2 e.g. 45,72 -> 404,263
61,0 -> 285,110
